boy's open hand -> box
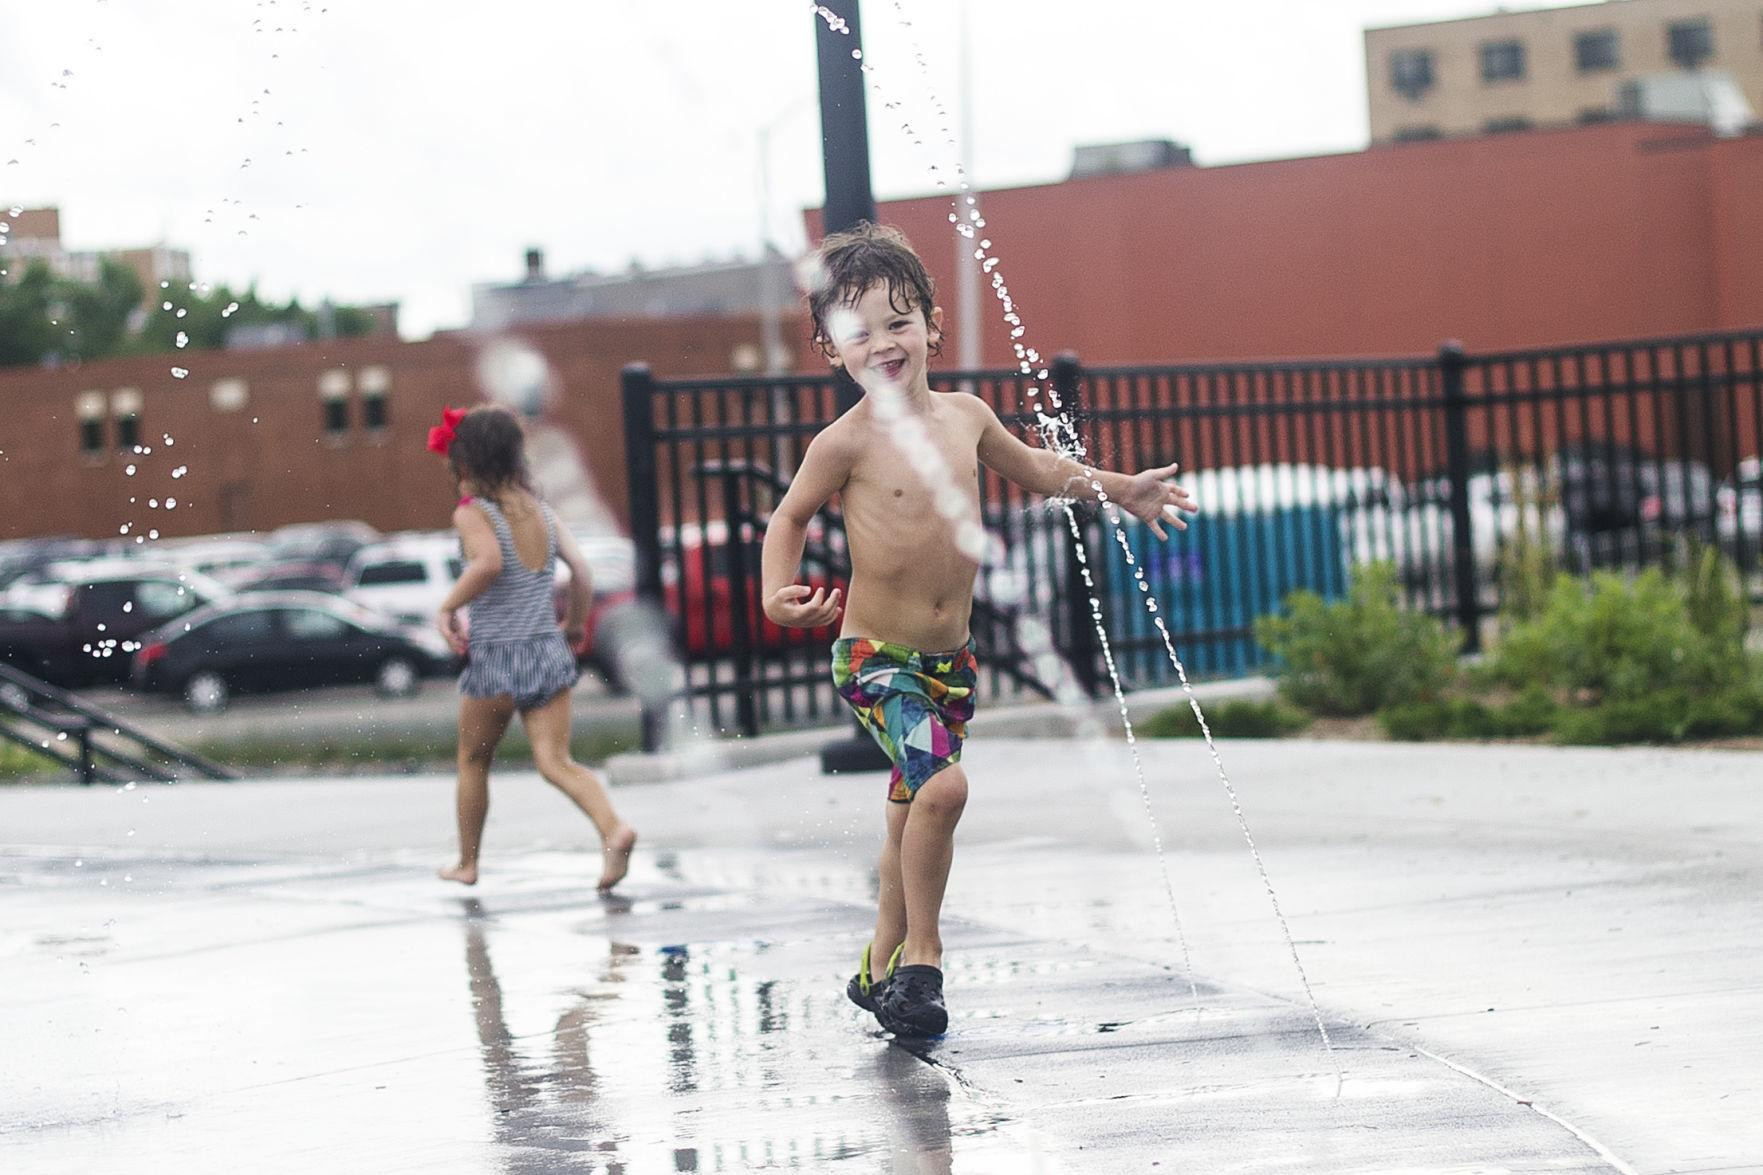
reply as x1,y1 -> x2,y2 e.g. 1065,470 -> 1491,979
766,583 -> 842,628
1120,462 -> 1199,539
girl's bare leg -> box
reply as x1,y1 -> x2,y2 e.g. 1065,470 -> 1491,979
521,689 -> 637,890
441,694 -> 517,884
870,799 -> 910,973
897,764 -> 968,968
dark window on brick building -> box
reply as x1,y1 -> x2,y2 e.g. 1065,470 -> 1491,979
1575,28 -> 1620,71
1484,116 -> 1533,134
1667,19 -> 1714,68
115,414 -> 140,451
1481,39 -> 1527,82
323,398 -> 350,434
80,418 -> 105,455
1390,49 -> 1436,100
362,391 -> 388,431
1393,125 -> 1444,142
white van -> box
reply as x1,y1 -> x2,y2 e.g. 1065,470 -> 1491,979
344,536 -> 464,625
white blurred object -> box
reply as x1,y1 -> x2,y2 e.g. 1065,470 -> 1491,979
1619,71 -> 1754,136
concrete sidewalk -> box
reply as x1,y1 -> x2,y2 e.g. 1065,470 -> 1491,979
1,736 -> 1758,1173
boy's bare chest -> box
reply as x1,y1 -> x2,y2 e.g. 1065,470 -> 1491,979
844,428 -> 981,518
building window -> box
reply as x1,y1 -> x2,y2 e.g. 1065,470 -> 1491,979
358,366 -> 390,431
112,388 -> 142,453
1389,48 -> 1436,100
1393,125 -> 1444,142
319,368 -> 351,437
1667,19 -> 1714,69
1578,106 -> 1615,124
1484,116 -> 1533,134
77,391 -> 105,456
1480,39 -> 1527,82
1574,29 -> 1620,72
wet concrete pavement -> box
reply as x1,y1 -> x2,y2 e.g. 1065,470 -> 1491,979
2,736 -> 1758,1173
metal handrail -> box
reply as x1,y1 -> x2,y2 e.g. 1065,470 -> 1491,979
0,661 -> 237,783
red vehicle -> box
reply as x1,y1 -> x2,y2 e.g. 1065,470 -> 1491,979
660,521 -> 843,658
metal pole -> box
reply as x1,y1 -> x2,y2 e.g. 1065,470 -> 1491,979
955,0 -> 982,374
813,0 -> 894,774
816,0 -> 877,418
621,363 -> 670,751
1439,342 -> 1484,653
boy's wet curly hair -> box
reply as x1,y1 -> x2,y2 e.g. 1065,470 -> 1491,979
806,221 -> 943,359
448,406 -> 533,497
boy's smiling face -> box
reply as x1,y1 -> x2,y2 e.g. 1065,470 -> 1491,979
822,280 -> 943,395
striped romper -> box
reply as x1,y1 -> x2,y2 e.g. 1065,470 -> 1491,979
457,496 -> 580,711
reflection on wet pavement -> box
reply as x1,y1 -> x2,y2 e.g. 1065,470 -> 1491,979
1,808 -> 1629,1173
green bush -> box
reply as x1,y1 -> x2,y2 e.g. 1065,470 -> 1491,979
1256,562 -> 1459,716
1139,697 -> 1311,740
1378,686 -> 1559,741
1492,566 -> 1750,704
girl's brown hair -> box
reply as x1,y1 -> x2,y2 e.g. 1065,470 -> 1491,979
447,406 -> 533,498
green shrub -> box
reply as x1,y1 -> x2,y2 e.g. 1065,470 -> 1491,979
1256,562 -> 1459,716
1379,686 -> 1562,741
1492,567 -> 1749,704
1139,697 -> 1311,739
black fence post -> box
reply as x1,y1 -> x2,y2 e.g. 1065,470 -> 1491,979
620,363 -> 669,752
719,472 -> 761,737
1051,353 -> 1102,697
1438,342 -> 1484,653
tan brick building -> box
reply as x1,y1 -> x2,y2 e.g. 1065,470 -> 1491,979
1366,0 -> 1763,142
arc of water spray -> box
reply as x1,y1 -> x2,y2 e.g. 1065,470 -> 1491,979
817,0 -> 1337,1068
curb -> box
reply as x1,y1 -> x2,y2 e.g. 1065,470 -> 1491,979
604,675 -> 1277,786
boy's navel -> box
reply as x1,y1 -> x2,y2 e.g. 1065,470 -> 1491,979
894,488 -> 903,497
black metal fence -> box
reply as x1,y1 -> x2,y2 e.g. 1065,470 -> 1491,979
622,327 -> 1763,747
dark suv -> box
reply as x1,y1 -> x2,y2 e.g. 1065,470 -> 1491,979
0,561 -> 230,687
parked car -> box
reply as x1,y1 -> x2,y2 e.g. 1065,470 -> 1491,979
156,534 -> 274,583
133,592 -> 456,713
659,520 -> 842,657
268,520 -> 381,575
344,535 -> 464,625
0,561 -> 232,686
1716,456 -> 1762,559
234,561 -> 351,595
1552,445 -> 1720,566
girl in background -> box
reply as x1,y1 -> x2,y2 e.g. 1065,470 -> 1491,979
430,405 -> 637,890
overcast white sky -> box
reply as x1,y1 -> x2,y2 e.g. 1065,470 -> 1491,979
0,0 -> 1588,338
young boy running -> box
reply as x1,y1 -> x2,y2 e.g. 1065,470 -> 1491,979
761,223 -> 1197,1037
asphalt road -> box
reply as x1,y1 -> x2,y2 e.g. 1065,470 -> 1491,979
2,736 -> 1758,1172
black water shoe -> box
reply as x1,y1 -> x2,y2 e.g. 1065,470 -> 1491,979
878,964 -> 947,1037
847,942 -> 902,1023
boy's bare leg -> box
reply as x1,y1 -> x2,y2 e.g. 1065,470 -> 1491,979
521,690 -> 638,890
441,694 -> 516,884
898,764 -> 968,968
870,799 -> 911,971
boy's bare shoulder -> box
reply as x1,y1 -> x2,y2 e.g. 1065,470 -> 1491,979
942,390 -> 1000,426
807,408 -> 867,463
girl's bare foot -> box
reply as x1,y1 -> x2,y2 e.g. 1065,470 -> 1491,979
597,824 -> 637,891
439,862 -> 478,885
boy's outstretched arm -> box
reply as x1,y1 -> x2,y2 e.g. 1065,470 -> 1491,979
762,430 -> 856,628
973,399 -> 1199,539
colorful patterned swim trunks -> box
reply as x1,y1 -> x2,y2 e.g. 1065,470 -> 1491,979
831,637 -> 979,803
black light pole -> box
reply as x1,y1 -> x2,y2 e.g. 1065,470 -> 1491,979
814,1 -> 893,775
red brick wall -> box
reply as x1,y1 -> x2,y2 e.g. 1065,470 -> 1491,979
820,122 -> 1762,365
0,314 -> 807,541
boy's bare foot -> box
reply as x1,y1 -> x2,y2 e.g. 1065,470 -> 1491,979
597,824 -> 637,891
438,862 -> 478,886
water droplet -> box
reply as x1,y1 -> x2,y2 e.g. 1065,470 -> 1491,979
171,367 -> 188,379
175,332 -> 188,348
165,498 -> 177,509
161,301 -> 173,311
124,464 -> 136,475
171,466 -> 187,478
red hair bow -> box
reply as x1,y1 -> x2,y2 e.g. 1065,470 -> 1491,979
427,406 -> 468,455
